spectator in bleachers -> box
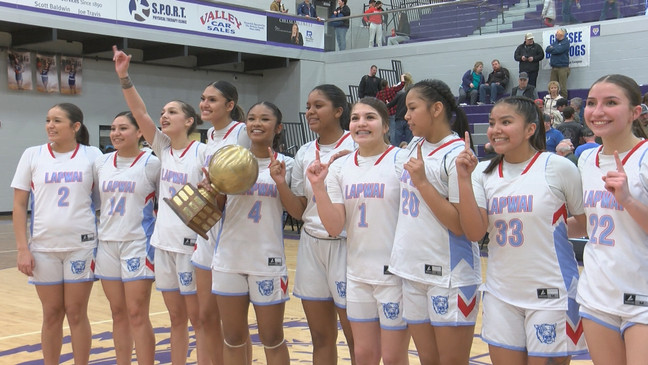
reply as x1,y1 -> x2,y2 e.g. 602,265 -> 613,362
513,33 -> 544,87
545,113 -> 565,152
458,61 -> 485,105
364,1 -> 384,47
542,0 -> 556,26
543,80 -> 564,120
554,97 -> 569,125
376,74 -> 408,142
556,140 -> 578,165
569,96 -> 583,124
297,0 -> 317,17
600,0 -> 621,20
478,59 -> 510,104
557,106 -> 582,148
358,64 -> 382,98
331,0 -> 351,50
574,126 -> 599,157
562,0 -> 580,24
386,74 -> 415,146
546,28 -> 570,99
511,72 -> 539,100
636,103 -> 648,137
387,12 -> 410,45
270,0 -> 288,13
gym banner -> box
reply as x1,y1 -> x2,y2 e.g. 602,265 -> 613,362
542,25 -> 591,69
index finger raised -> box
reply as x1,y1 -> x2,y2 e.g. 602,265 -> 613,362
464,131 -> 471,151
417,140 -> 423,160
268,147 -> 276,163
613,150 -> 625,172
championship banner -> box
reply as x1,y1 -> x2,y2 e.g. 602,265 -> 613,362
60,56 -> 82,95
7,50 -> 32,91
36,53 -> 58,93
542,25 -> 591,70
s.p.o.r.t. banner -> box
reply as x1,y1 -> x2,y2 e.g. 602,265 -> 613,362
0,0 -> 323,50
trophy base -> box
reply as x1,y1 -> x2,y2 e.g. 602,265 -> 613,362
164,183 -> 222,240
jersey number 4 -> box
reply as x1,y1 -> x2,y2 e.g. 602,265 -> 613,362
248,201 -> 262,223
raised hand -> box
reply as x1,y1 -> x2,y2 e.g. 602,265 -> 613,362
112,45 -> 132,78
602,151 -> 632,206
268,147 -> 287,184
306,149 -> 330,187
455,131 -> 478,180
404,141 -> 428,188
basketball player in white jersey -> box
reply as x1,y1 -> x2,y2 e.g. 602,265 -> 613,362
193,80 -> 251,365
307,98 -> 410,365
575,75 -> 648,364
94,111 -> 160,365
268,84 -> 356,364
390,80 -> 481,365
456,96 -> 587,364
113,46 -> 208,365
13,103 -> 102,365
211,102 -> 293,365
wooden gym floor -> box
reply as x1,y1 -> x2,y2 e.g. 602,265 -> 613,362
0,217 -> 594,364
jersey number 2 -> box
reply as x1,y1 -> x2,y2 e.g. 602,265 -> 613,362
588,214 -> 615,246
57,186 -> 70,207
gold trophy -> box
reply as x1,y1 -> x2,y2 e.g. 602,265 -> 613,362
164,145 -> 259,239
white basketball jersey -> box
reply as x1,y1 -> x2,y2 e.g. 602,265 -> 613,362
390,136 -> 481,287
150,131 -> 207,254
291,132 -> 356,238
328,146 -> 405,285
11,143 -> 103,252
212,153 -> 293,276
96,151 -> 160,242
577,141 -> 648,316
481,152 -> 580,310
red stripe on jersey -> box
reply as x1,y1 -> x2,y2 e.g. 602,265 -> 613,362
353,145 -> 396,166
498,151 -> 542,178
566,320 -> 584,345
428,138 -> 463,157
130,151 -> 146,167
280,276 -> 289,294
90,259 -> 95,273
170,140 -> 196,157
223,122 -> 242,139
47,144 -> 55,158
552,204 -> 568,225
146,258 -> 154,272
70,143 -> 80,158
458,295 -> 477,317
145,191 -> 156,204
595,139 -> 647,167
316,132 -> 352,151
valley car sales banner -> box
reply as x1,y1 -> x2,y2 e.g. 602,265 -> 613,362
0,0 -> 325,50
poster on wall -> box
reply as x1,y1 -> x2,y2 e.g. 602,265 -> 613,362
60,56 -> 83,95
266,16 -> 324,50
542,25 -> 591,70
36,54 -> 59,93
7,50 -> 33,91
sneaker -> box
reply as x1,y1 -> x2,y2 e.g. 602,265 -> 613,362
477,102 -> 484,105
459,102 -> 468,106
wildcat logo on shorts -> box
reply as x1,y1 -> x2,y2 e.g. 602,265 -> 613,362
335,281 -> 347,298
126,257 -> 140,272
178,272 -> 193,286
432,295 -> 449,315
70,260 -> 86,274
535,323 -> 556,344
257,279 -> 274,296
382,302 -> 400,320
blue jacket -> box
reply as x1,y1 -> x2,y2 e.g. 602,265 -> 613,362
461,69 -> 484,93
546,37 -> 570,68
297,2 -> 317,17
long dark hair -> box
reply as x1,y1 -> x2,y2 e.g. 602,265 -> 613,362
408,79 -> 472,149
53,103 -> 89,145
206,80 -> 243,121
484,96 -> 546,174
171,100 -> 203,136
311,84 -> 350,130
589,74 -> 645,139
247,101 -> 283,151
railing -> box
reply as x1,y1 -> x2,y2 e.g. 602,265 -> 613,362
323,0 -> 646,51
